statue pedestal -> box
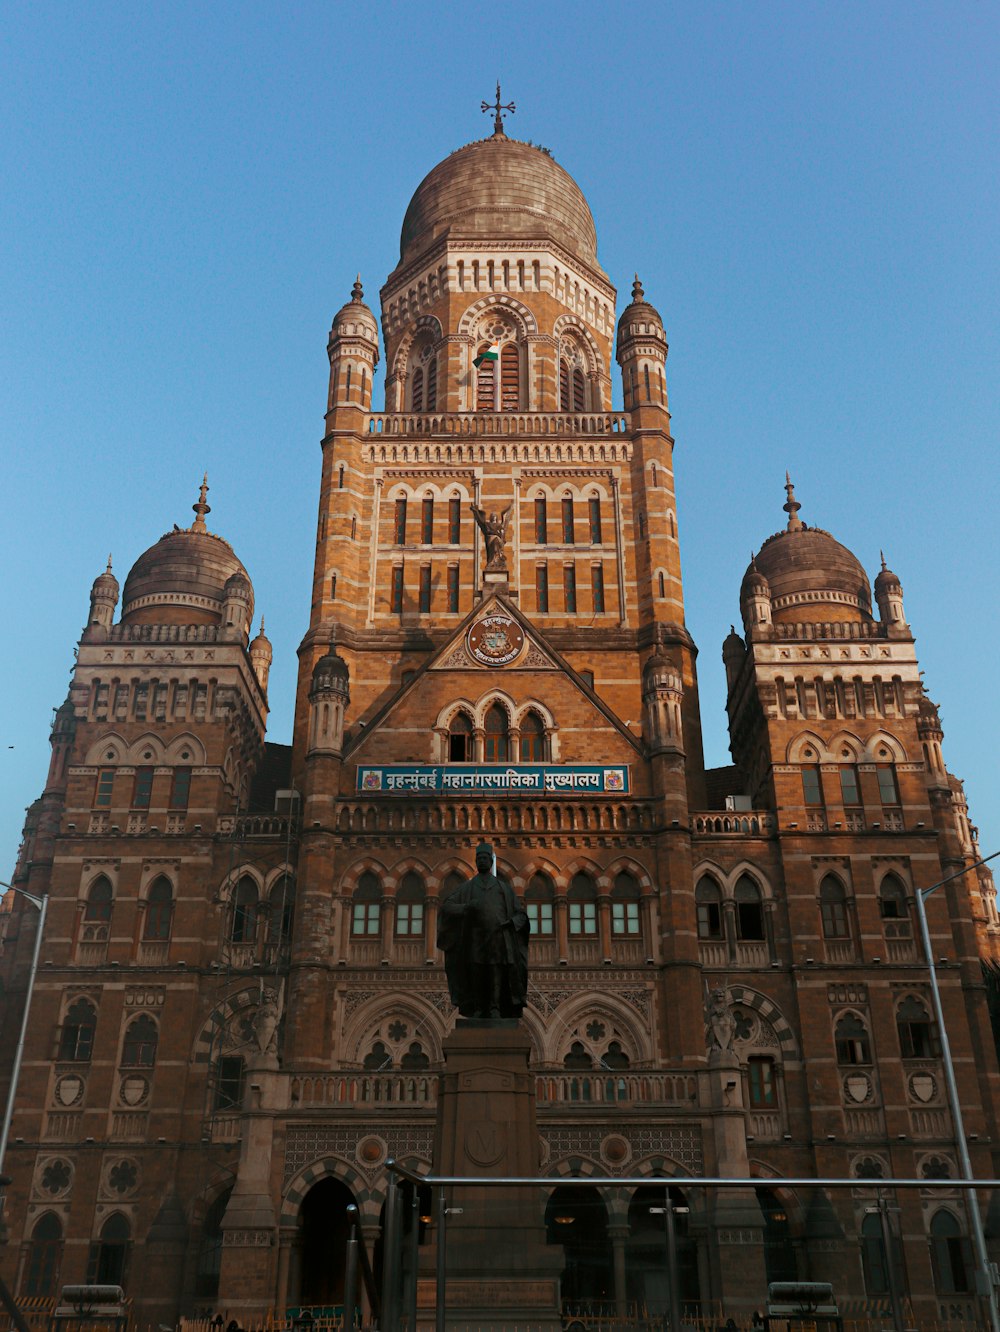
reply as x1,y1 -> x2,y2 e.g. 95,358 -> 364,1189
418,1021 -> 562,1328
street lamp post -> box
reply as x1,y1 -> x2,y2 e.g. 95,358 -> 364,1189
651,1199 -> 689,1331
0,880 -> 48,1175
912,850 -> 1000,1332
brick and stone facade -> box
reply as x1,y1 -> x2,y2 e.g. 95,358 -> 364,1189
2,121 -> 998,1327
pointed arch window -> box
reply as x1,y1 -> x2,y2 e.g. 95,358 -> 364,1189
421,495 -> 434,544
568,873 -> 598,936
897,996 -> 939,1059
559,360 -> 570,411
611,871 -> 641,936
269,875 -> 295,948
861,1212 -> 906,1297
819,875 -> 850,939
930,1210 -> 973,1293
143,876 -> 173,941
88,1213 -> 131,1287
448,496 -> 461,544
121,1014 -> 158,1067
879,873 -> 911,939
535,496 -> 548,544
519,711 -> 546,762
23,1213 -> 63,1297
835,1012 -> 872,1065
352,871 -> 381,937
839,764 -> 861,806
229,876 -> 257,944
396,872 -> 425,937
448,711 -> 474,762
440,870 -> 466,902
695,877 -> 723,940
483,703 -> 510,763
734,874 -> 765,941
59,998 -> 97,1062
525,873 -> 555,936
84,875 -> 113,923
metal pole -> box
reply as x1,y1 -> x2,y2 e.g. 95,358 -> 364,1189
914,858 -> 1000,1332
405,1187 -> 420,1331
876,1195 -> 904,1332
0,889 -> 47,1173
435,1187 -> 447,1332
344,1207 -> 359,1332
665,1202 -> 681,1332
382,1174 -> 402,1331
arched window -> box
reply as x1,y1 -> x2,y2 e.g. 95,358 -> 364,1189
839,764 -> 861,806
483,703 -> 510,763
84,875 -> 113,923
59,998 -> 97,1062
400,1041 -> 430,1070
897,996 -> 939,1059
819,875 -> 850,939
352,872 -> 381,937
695,877 -> 723,940
602,1040 -> 630,1069
519,711 -> 546,762
214,1055 -> 244,1111
270,875 -> 295,947
448,711 -> 473,762
879,873 -> 911,938
611,872 -> 641,936
573,366 -> 585,412
363,1040 -> 391,1070
396,872 -> 425,937
121,1015 -> 158,1067
23,1213 -> 62,1296
440,870 -> 466,902
88,1213 -> 130,1287
930,1211 -> 973,1293
525,873 -> 555,936
568,873 -> 598,936
229,876 -> 257,944
835,1012 -> 872,1065
475,343 -> 496,410
500,343 -> 519,410
143,876 -> 173,941
563,1040 -> 592,1069
559,359 -> 570,411
734,874 -> 765,940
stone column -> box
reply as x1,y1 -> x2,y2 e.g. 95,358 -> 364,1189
608,1222 -> 630,1316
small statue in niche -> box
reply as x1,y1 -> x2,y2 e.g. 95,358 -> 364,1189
254,981 -> 284,1057
705,984 -> 736,1052
470,502 -> 513,573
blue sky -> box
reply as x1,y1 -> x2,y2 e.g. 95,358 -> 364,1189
2,1 -> 997,876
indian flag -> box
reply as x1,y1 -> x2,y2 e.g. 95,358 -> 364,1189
473,341 -> 499,368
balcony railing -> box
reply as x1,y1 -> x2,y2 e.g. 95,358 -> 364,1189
690,812 -> 776,836
367,411 -> 630,438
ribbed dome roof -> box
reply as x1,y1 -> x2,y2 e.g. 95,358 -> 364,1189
121,482 -> 253,626
399,133 -> 598,267
742,479 -> 872,624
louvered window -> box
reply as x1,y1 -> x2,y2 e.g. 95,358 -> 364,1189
559,360 -> 570,411
476,345 -> 495,411
500,343 -> 519,410
426,356 -> 437,411
411,367 -> 423,413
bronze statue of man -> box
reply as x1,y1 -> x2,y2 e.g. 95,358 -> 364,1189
437,843 -> 529,1019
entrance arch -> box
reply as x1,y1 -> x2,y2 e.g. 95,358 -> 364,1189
299,1178 -> 358,1306
544,1184 -> 612,1310
627,1183 -> 700,1315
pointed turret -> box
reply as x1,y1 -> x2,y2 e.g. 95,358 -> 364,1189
327,277 -> 379,412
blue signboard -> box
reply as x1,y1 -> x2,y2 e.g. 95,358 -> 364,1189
356,764 -> 629,796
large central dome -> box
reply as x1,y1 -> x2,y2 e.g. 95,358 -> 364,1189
399,132 -> 599,268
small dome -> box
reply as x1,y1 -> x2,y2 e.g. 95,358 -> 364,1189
91,557 -> 119,601
742,479 -> 872,625
642,650 -> 680,691
740,558 -> 770,600
874,555 -> 902,593
250,619 -> 272,657
225,570 -> 252,597
121,481 -> 253,627
617,275 -> 665,339
331,277 -> 378,344
398,133 -> 599,269
723,625 -> 745,659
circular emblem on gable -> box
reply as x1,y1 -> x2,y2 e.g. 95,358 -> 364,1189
467,614 -> 524,667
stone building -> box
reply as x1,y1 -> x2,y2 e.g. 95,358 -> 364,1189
2,112 -> 999,1327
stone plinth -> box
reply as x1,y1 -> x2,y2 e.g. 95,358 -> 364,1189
419,1020 -> 562,1328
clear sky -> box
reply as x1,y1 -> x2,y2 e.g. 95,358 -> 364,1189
2,1 -> 997,877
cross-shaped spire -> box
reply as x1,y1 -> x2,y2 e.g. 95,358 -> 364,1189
482,81 -> 515,136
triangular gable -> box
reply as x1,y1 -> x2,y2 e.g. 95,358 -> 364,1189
343,590 -> 644,759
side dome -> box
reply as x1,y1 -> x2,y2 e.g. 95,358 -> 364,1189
743,478 -> 873,625
120,480 -> 253,627
331,277 -> 378,345
398,133 -> 599,268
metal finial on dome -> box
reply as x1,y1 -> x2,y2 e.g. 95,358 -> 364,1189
632,274 -> 645,302
260,615 -> 265,634
783,473 -> 803,532
880,550 -> 887,570
106,555 -> 113,573
481,80 -> 515,136
351,275 -> 364,303
191,474 -> 211,532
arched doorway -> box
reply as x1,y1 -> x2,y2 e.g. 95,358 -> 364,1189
299,1178 -> 358,1307
627,1184 -> 700,1316
757,1188 -> 798,1283
195,1187 -> 232,1300
544,1185 -> 612,1312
